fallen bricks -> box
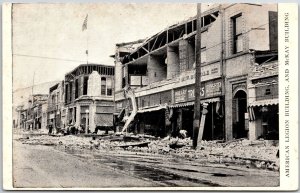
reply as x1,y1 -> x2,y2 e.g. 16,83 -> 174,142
16,133 -> 279,171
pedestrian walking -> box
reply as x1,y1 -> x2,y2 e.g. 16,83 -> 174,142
48,122 -> 53,135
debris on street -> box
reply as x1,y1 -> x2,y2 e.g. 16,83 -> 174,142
16,133 -> 279,171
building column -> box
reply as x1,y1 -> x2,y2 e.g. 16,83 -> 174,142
147,55 -> 166,84
115,61 -> 123,92
89,102 -> 96,133
179,40 -> 188,73
225,80 -> 233,140
167,46 -> 179,79
248,86 -> 256,140
75,104 -> 80,127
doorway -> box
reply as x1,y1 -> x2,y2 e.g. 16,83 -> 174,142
232,90 -> 248,139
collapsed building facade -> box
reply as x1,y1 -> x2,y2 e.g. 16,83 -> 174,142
63,64 -> 115,133
113,4 -> 278,141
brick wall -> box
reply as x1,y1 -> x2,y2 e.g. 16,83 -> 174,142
147,55 -> 167,84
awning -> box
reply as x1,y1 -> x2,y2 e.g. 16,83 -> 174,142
249,98 -> 279,107
95,114 -> 113,127
201,97 -> 220,104
169,98 -> 220,108
169,101 -> 194,108
137,105 -> 167,113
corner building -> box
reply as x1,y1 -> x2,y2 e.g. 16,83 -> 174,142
113,4 -> 278,141
64,64 -> 115,133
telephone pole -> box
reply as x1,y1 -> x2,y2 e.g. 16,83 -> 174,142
193,3 -> 202,149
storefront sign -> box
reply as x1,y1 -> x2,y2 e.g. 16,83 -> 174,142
201,63 -> 221,81
179,63 -> 221,83
175,89 -> 187,103
205,81 -> 222,98
174,79 -> 222,103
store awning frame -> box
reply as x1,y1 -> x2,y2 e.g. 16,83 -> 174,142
95,113 -> 114,127
137,105 -> 167,113
169,101 -> 194,108
169,98 -> 220,109
248,98 -> 279,107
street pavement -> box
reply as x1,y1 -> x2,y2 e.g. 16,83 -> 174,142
13,141 -> 158,188
13,139 -> 279,188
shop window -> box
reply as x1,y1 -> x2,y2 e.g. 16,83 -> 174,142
83,76 -> 88,95
69,83 -> 72,101
232,14 -> 243,54
75,79 -> 79,99
74,107 -> 76,122
101,77 -> 106,95
107,78 -> 112,96
52,95 -> 55,106
65,84 -> 69,103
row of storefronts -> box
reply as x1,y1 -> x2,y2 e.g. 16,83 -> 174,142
15,94 -> 48,131
113,4 -> 278,141
14,4 -> 278,141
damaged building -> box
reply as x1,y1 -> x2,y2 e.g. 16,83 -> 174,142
112,4 -> 278,141
64,64 -> 115,133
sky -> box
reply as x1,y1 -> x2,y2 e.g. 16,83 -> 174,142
12,3 -> 216,90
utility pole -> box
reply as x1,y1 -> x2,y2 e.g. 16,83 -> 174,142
193,3 -> 202,149
31,71 -> 35,131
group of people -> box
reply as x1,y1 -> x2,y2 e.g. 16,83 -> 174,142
47,121 -> 89,135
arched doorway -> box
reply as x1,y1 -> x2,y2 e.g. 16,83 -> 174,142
232,90 -> 248,139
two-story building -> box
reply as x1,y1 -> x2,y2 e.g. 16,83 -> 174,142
64,64 -> 115,133
47,81 -> 65,129
113,3 -> 278,140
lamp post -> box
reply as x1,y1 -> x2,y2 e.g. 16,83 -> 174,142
85,109 -> 89,134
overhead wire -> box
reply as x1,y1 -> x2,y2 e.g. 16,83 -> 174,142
13,18 -> 277,72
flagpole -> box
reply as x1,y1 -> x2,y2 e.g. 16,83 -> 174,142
86,27 -> 88,65
82,14 -> 88,65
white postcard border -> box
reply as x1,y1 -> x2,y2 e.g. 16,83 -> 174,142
2,2 -> 299,191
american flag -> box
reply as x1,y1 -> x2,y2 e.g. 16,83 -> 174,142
82,14 -> 88,31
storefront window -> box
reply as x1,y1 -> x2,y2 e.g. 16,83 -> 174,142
107,78 -> 112,96
83,76 -> 88,95
232,14 -> 243,54
101,77 -> 106,95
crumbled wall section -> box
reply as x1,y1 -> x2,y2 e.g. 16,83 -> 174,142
167,46 -> 180,79
147,55 -> 167,84
88,71 -> 101,97
205,16 -> 222,62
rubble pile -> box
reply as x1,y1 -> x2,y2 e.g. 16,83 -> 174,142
194,139 -> 279,170
16,134 -> 279,171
